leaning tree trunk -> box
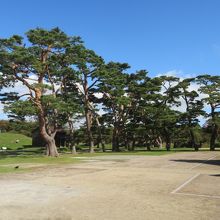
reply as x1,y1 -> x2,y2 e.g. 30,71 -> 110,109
39,121 -> 59,157
37,92 -> 59,157
40,125 -> 59,157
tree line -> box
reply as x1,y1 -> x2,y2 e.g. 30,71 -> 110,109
0,28 -> 219,156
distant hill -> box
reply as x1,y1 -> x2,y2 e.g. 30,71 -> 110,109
0,133 -> 32,150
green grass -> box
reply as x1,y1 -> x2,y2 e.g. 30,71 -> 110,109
0,154 -> 83,165
0,155 -> 83,174
0,132 -> 32,150
0,149 -> 175,174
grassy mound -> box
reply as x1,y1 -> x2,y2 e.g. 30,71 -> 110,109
0,133 -> 32,150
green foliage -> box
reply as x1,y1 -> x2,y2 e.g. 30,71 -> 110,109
0,27 -> 219,154
0,120 -> 37,137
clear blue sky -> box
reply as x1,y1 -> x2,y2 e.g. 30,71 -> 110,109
1,0 -> 220,76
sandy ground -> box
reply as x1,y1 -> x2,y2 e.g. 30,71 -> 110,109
0,151 -> 220,220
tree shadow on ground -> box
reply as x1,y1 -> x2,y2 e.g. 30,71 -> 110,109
0,147 -> 44,159
210,174 -> 220,177
171,159 -> 220,166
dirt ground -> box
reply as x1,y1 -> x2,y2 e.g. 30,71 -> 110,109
0,151 -> 220,220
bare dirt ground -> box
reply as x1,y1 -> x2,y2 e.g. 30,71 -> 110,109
0,151 -> 220,220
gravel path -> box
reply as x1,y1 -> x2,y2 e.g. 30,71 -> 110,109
0,152 -> 220,220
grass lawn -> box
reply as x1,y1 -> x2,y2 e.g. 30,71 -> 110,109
0,155 -> 84,174
0,149 -> 175,174
0,132 -> 32,150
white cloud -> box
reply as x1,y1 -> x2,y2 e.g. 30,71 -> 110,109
157,69 -> 197,79
157,69 -> 183,77
0,75 -> 53,118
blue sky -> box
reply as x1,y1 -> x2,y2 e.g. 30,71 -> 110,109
1,0 -> 220,76
0,0 -> 219,122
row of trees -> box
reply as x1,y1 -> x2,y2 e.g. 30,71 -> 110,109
0,28 -> 219,156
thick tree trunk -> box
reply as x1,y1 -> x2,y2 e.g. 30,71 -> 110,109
38,103 -> 59,157
41,129 -> 59,157
45,137 -> 59,156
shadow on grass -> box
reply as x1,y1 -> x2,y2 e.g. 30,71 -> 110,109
171,159 -> 220,166
0,146 -> 44,159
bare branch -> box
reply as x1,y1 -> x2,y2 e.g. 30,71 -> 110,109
88,79 -> 99,90
18,93 -> 31,99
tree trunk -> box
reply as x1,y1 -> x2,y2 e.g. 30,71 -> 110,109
85,108 -> 94,153
46,137 -> 59,156
70,135 -> 77,154
131,136 -> 136,151
71,144 -> 77,154
68,119 -> 77,154
38,109 -> 59,157
146,144 -> 151,151
155,136 -> 163,149
159,136 -> 163,149
95,117 -> 105,152
83,75 -> 94,154
210,124 -> 218,151
164,129 -> 171,151
189,128 -> 198,151
145,140 -> 151,151
210,105 -> 218,151
41,132 -> 59,156
112,127 -> 120,152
